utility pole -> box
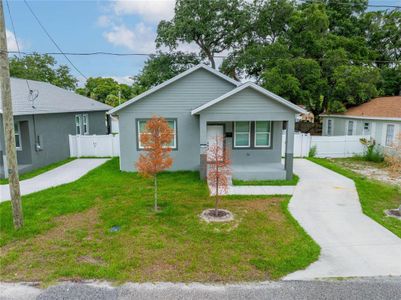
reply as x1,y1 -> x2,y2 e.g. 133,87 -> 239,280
0,0 -> 23,229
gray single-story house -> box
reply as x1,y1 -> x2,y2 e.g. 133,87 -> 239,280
109,64 -> 305,180
0,78 -> 111,179
321,96 -> 401,148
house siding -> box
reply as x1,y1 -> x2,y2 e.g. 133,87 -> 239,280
321,116 -> 401,146
0,111 -> 108,178
117,68 -> 237,172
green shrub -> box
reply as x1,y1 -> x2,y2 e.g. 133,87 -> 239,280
360,138 -> 384,162
308,145 -> 317,158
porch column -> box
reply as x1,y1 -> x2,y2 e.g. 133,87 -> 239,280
285,118 -> 295,180
199,116 -> 208,180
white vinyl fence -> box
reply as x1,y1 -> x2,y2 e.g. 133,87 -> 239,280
69,133 -> 368,159
69,134 -> 120,157
282,133 -> 369,158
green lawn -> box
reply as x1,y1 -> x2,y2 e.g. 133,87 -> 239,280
308,158 -> 401,238
0,158 -> 76,185
0,159 -> 319,283
233,174 -> 299,186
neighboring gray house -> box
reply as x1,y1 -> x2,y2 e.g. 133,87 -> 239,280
109,64 -> 305,180
0,78 -> 111,179
321,96 -> 401,148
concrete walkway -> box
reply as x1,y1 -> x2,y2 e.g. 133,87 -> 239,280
285,159 -> 401,280
0,159 -> 109,202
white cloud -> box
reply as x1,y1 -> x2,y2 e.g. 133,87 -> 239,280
6,29 -> 22,52
103,23 -> 156,53
97,15 -> 112,28
112,0 -> 174,23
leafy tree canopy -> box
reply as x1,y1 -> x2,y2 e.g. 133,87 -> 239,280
76,77 -> 134,107
9,53 -> 77,90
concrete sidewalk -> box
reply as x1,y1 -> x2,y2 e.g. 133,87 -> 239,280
0,159 -> 109,202
285,159 -> 401,280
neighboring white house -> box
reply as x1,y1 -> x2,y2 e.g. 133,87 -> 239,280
321,96 -> 401,148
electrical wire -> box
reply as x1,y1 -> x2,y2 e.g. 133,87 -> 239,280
5,0 -> 33,97
23,0 -> 87,80
4,50 -> 400,64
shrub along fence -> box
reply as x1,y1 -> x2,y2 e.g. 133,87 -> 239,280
69,133 -> 368,159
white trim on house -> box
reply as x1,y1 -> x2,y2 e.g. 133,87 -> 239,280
191,82 -> 307,115
108,64 -> 240,115
75,114 -> 82,135
82,114 -> 89,135
321,114 -> 401,122
254,121 -> 272,148
14,122 -> 22,151
346,120 -> 355,136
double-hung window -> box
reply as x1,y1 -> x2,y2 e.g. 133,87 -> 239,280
347,120 -> 354,136
82,114 -> 89,135
75,115 -> 82,135
385,124 -> 395,146
234,121 -> 250,148
363,122 -> 370,135
254,121 -> 272,147
137,119 -> 177,149
75,114 -> 89,135
327,119 -> 333,135
14,122 -> 22,150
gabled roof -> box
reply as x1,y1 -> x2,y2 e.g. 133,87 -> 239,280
108,64 -> 240,115
321,96 -> 401,120
191,81 -> 307,115
0,78 -> 112,116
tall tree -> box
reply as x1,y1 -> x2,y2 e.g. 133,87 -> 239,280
156,0 -> 249,68
132,51 -> 200,91
76,77 -> 133,106
136,116 -> 174,211
9,53 -> 77,90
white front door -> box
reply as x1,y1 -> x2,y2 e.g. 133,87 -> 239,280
207,125 -> 224,161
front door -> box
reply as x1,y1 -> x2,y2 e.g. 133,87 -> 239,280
207,125 -> 224,161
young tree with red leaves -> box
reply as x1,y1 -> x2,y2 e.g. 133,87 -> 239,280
136,116 -> 174,211
207,135 -> 231,216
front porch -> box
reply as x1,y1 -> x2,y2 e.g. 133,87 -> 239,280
232,162 -> 286,180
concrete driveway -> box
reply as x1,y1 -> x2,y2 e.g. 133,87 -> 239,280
0,159 -> 109,202
285,159 -> 401,280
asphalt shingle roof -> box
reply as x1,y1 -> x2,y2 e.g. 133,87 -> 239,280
0,78 -> 111,116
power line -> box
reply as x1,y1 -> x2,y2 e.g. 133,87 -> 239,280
4,0 -> 32,94
4,50 -> 401,64
22,0 -> 87,79
298,0 -> 401,9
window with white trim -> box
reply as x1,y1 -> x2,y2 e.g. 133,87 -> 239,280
82,114 -> 89,135
254,121 -> 272,147
137,119 -> 177,149
347,120 -> 354,135
327,119 -> 333,135
75,114 -> 82,135
14,122 -> 22,150
363,122 -> 370,135
234,121 -> 250,148
385,124 -> 395,146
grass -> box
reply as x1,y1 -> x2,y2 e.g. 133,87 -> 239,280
233,174 -> 299,186
0,159 -> 319,283
0,158 -> 76,185
308,157 -> 401,238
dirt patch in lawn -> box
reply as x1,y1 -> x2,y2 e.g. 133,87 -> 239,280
331,159 -> 401,187
0,207 -> 101,281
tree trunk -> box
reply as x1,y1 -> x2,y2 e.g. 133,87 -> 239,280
0,1 -> 23,229
214,174 -> 219,216
154,175 -> 158,211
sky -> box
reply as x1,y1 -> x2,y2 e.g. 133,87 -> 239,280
4,0 -> 401,86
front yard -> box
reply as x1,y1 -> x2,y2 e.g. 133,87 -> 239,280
0,159 -> 319,284
309,158 -> 401,238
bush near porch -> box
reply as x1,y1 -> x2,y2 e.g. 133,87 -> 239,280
0,159 -> 319,283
